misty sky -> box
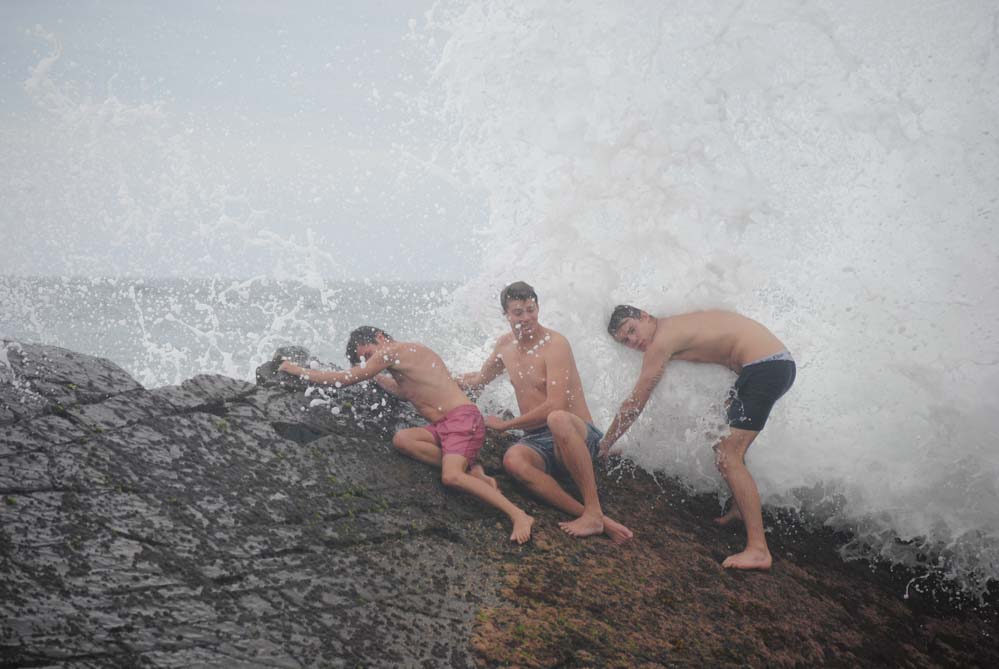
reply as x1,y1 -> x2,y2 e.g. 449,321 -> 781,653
0,0 -> 485,281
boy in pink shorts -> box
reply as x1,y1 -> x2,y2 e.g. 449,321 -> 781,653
422,404 -> 486,462
280,326 -> 534,544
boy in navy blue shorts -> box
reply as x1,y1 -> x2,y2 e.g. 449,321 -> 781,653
601,307 -> 796,570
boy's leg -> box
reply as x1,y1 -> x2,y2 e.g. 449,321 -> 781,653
547,411 -> 605,538
392,427 -> 442,467
713,502 -> 743,526
713,428 -> 771,570
468,462 -> 498,489
503,441 -> 633,544
440,454 -> 534,544
502,445 -> 579,512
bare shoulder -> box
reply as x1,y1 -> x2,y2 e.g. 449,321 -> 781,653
496,332 -> 515,347
492,332 -> 515,354
388,340 -> 415,352
650,317 -> 685,355
377,340 -> 405,361
387,340 -> 433,360
541,328 -> 573,354
688,309 -> 744,325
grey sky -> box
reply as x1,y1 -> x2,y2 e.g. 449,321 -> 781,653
0,0 -> 484,281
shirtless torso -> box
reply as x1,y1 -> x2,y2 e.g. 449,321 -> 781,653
370,342 -> 472,423
485,327 -> 594,430
642,310 -> 787,373
603,309 -> 789,449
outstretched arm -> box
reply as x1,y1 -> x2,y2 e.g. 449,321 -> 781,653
599,348 -> 670,456
278,348 -> 393,388
455,339 -> 506,392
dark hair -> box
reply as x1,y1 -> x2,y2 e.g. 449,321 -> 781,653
607,305 -> 643,336
346,326 -> 393,364
500,281 -> 538,312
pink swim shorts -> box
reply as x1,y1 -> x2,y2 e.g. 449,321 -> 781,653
423,404 -> 485,463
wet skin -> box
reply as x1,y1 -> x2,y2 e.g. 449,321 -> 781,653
279,334 -> 533,544
458,298 -> 633,544
602,309 -> 788,570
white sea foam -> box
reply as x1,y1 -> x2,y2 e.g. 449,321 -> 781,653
427,0 -> 999,596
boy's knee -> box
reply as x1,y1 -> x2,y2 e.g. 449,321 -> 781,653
503,450 -> 529,478
713,439 -> 746,476
546,410 -> 576,436
714,451 -> 732,477
391,432 -> 408,452
440,469 -> 463,488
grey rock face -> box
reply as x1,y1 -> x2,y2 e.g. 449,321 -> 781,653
1,341 -> 142,426
1,341 -> 493,668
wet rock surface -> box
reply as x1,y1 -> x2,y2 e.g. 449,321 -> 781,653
2,341 -> 997,668
1,342 -> 495,668
471,466 -> 999,669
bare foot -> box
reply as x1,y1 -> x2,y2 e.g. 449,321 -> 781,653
559,512 -> 604,539
713,507 -> 743,527
510,512 -> 535,545
470,464 -> 498,489
602,515 -> 634,544
722,547 -> 772,570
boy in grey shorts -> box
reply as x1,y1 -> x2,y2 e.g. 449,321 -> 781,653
456,281 -> 633,544
519,422 -> 604,476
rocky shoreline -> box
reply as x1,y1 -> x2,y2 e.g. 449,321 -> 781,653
2,341 -> 997,667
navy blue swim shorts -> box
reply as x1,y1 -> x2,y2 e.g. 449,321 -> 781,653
726,352 -> 796,432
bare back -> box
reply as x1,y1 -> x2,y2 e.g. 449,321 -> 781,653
495,327 -> 594,425
656,310 -> 786,372
378,342 -> 472,423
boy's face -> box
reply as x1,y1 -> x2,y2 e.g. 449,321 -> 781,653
504,298 -> 539,340
613,315 -> 653,352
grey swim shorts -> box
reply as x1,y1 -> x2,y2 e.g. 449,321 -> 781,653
516,421 -> 604,476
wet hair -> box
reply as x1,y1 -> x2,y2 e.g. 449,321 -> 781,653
500,281 -> 538,312
346,326 -> 393,364
607,305 -> 643,336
